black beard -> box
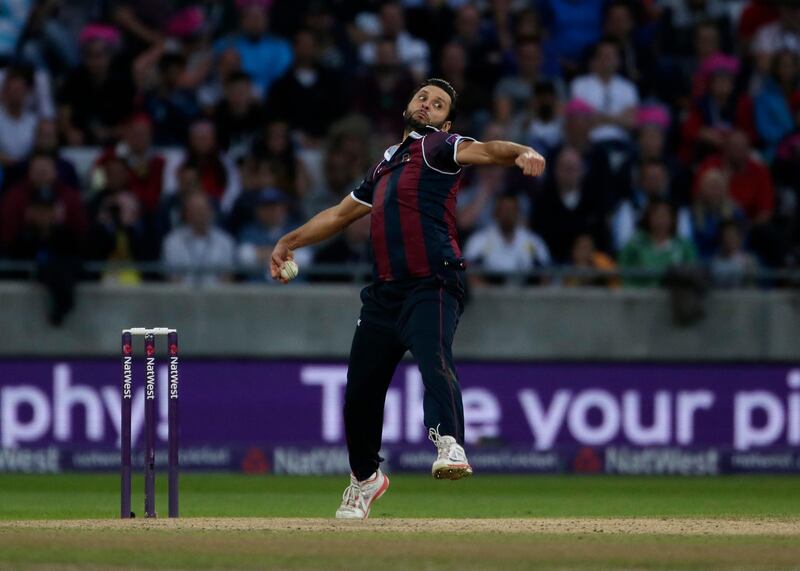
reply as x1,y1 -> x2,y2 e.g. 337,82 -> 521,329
403,109 -> 444,132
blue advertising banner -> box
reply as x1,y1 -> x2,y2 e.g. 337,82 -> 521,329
0,360 -> 798,474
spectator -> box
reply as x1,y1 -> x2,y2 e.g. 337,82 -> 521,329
457,164 -> 512,239
437,41 -> 490,133
773,102 -> 800,233
405,0 -> 455,66
197,47 -> 244,112
326,114 -> 374,180
459,121 -> 536,235
451,4 -> 504,87
139,51 -> 201,146
660,0 -> 735,57
16,0 -> 80,73
161,6 -> 216,92
0,1 -> 31,64
619,199 -> 699,287
2,118 -> 79,191
0,66 -> 38,165
250,120 -> 310,202
157,162 -> 203,241
738,1 -> 779,49
570,37 -> 640,144
564,233 -> 619,288
360,2 -> 430,81
193,0 -> 238,40
300,1 -> 354,72
680,54 -> 751,163
162,191 -> 236,286
508,80 -> 564,158
237,188 -> 310,281
92,114 -> 166,215
691,167 -> 747,260
0,152 -> 87,252
3,184 -> 83,324
753,49 -> 799,160
602,0 -> 656,92
635,105 -> 692,204
751,3 -> 800,72
213,71 -> 265,160
304,149 -> 361,220
312,215 -> 371,282
266,29 -> 345,143
0,65 -> 55,119
181,119 -> 240,212
87,156 -> 155,283
355,36 -> 416,136
213,3 -> 292,99
693,130 -> 774,224
112,0 -> 177,57
711,220 -> 759,287
494,36 -> 563,116
464,193 -> 551,286
226,155 -> 277,237
688,20 -> 725,100
539,0 -> 606,77
612,159 -> 693,253
58,25 -> 135,145
532,146 -> 608,263
560,98 -> 595,157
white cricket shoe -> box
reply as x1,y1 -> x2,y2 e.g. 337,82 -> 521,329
429,426 -> 473,480
335,469 -> 390,519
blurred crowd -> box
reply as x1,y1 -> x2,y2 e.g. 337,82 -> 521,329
0,0 -> 798,311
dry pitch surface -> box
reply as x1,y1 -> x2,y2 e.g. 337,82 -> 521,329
2,475 -> 800,570
2,517 -> 800,571
2,516 -> 799,535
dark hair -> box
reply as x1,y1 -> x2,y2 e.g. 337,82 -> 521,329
3,64 -> 34,87
533,79 -> 556,97
603,0 -> 639,20
225,70 -> 252,86
718,218 -> 744,237
641,197 -> 676,236
593,36 -> 622,59
411,78 -> 458,121
515,34 -> 541,49
159,53 -> 186,73
28,150 -> 57,165
640,158 -> 667,171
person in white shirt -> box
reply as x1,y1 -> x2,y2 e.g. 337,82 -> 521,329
570,37 -> 639,143
0,67 -> 38,166
752,5 -> 800,56
464,193 -> 551,286
359,2 -> 430,80
751,5 -> 800,73
162,191 -> 236,286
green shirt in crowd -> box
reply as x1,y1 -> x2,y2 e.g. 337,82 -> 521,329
619,231 -> 699,287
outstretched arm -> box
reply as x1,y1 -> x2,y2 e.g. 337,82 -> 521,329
456,140 -> 546,177
270,195 -> 370,282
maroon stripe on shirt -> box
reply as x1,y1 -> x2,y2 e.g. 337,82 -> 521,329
371,173 -> 393,280
396,152 -> 430,277
445,177 -> 462,258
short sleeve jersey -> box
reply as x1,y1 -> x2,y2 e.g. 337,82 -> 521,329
351,126 -> 474,282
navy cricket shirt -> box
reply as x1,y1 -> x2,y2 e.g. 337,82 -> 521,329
350,126 -> 474,282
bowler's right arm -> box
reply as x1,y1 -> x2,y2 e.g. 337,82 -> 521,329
271,195 -> 370,283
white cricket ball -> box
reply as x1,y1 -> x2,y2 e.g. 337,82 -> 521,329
280,260 -> 299,281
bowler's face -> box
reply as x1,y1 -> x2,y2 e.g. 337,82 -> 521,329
405,86 -> 452,131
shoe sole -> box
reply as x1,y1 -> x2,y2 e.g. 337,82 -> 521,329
432,464 -> 473,480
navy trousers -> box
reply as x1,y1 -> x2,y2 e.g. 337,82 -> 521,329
344,269 -> 465,481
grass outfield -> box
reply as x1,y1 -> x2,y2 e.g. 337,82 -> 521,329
0,474 -> 799,570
